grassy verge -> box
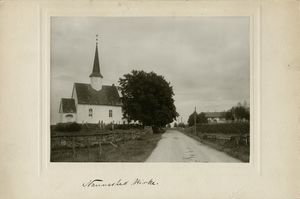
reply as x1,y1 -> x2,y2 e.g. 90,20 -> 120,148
199,139 -> 249,162
101,133 -> 162,162
51,132 -> 162,162
179,129 -> 249,162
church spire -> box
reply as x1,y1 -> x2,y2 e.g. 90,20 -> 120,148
90,34 -> 103,91
89,34 -> 103,78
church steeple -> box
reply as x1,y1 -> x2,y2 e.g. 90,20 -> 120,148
90,34 -> 103,91
89,35 -> 103,78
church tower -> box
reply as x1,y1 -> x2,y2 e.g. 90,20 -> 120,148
90,34 -> 103,91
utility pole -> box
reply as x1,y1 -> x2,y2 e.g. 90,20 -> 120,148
194,106 -> 197,134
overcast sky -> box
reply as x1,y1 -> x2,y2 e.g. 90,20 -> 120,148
50,17 -> 250,124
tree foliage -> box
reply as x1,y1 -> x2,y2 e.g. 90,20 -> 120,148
177,122 -> 186,128
119,70 -> 178,132
233,106 -> 250,121
187,112 -> 208,126
225,110 -> 234,121
198,112 -> 208,124
225,102 -> 250,121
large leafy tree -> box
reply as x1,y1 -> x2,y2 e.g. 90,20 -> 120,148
119,70 -> 178,133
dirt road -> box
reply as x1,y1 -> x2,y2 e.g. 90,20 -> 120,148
146,130 -> 241,162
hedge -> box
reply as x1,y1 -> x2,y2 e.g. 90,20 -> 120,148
55,122 -> 81,132
196,122 -> 249,135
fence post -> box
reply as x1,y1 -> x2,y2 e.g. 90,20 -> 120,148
113,131 -> 116,142
72,137 -> 76,161
98,136 -> 102,159
87,137 -> 90,160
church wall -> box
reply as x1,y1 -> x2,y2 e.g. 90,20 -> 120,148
60,113 -> 76,123
76,104 -> 123,124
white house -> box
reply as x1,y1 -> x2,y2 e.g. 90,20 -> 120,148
59,38 -> 123,124
204,112 -> 226,123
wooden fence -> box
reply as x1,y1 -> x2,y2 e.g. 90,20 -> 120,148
51,129 -> 149,161
184,123 -> 250,146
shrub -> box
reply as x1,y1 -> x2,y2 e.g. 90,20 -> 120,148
68,122 -> 81,131
196,123 -> 249,135
55,122 -> 81,132
177,123 -> 186,128
152,126 -> 165,134
115,124 -> 143,130
104,123 -> 113,131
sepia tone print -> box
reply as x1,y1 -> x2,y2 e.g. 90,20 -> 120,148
50,17 -> 250,162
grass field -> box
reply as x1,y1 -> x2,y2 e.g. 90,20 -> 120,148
51,131 -> 162,162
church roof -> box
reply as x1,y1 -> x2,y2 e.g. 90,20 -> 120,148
89,44 -> 103,78
74,83 -> 122,106
60,98 -> 76,113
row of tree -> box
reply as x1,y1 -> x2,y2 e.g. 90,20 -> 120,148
187,112 -> 208,126
225,104 -> 250,121
187,102 -> 250,127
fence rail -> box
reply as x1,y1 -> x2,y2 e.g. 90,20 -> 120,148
195,122 -> 249,135
51,131 -> 133,138
51,129 -> 150,161
184,122 -> 250,146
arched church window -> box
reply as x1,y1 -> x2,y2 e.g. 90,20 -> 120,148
109,110 -> 113,118
89,108 -> 93,117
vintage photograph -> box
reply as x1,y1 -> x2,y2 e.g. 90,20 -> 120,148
50,17 -> 250,162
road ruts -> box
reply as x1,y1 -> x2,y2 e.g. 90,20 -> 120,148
146,130 -> 241,162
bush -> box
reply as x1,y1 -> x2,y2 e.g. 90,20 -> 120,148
115,124 -> 143,130
177,123 -> 186,128
55,122 -> 81,132
196,123 -> 249,135
152,126 -> 165,134
104,123 -> 113,131
187,112 -> 208,126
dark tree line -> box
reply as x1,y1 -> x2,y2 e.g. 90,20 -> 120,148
225,103 -> 250,121
186,102 -> 250,127
187,112 -> 208,126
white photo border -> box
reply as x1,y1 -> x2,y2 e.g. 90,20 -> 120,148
38,1 -> 261,179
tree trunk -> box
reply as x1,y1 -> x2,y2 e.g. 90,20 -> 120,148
152,126 -> 160,134
152,126 -> 165,134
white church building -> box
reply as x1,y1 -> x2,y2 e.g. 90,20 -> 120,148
59,37 -> 123,124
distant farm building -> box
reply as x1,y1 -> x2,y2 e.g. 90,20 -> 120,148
204,112 -> 226,123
